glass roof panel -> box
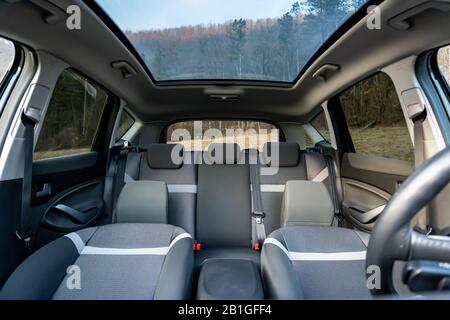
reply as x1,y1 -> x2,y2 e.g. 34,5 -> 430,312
96,0 -> 370,83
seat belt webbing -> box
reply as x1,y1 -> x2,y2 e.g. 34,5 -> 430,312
325,155 -> 342,224
112,143 -> 131,207
307,148 -> 341,225
17,114 -> 37,249
250,163 -> 266,248
413,117 -> 429,231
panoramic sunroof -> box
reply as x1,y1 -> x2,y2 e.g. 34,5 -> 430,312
95,0 -> 369,83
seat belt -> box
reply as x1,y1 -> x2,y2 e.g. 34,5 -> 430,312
307,147 -> 341,225
402,88 -> 429,232
16,113 -> 38,250
112,141 -> 133,207
324,155 -> 342,225
413,115 -> 429,232
250,163 -> 266,250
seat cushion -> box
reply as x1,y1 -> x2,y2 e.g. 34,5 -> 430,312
261,226 -> 371,300
1,223 -> 193,300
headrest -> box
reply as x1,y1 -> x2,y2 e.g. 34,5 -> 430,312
281,181 -> 334,227
205,143 -> 242,164
147,143 -> 184,169
115,181 -> 168,224
262,142 -> 300,167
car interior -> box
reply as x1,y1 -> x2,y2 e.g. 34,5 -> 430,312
1,0 -> 450,300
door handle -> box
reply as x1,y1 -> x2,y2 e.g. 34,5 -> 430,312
349,205 -> 386,224
53,204 -> 98,224
36,183 -> 51,198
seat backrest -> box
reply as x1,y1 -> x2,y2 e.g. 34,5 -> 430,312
196,143 -> 252,248
115,180 -> 168,224
125,143 -> 197,236
259,142 -> 333,234
281,180 -> 334,226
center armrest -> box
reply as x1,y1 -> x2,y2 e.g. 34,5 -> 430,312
196,259 -> 264,300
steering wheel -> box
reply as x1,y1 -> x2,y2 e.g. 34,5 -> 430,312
366,146 -> 450,295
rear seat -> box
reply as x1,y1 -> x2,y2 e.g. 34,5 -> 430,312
125,143 -> 197,237
196,143 -> 251,248
195,143 -> 259,268
121,141 -> 338,270
259,142 -> 335,235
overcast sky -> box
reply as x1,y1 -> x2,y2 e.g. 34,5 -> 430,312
96,0 -> 294,31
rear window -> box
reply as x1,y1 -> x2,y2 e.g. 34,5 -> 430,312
115,110 -> 135,142
165,120 -> 280,151
311,111 -> 331,143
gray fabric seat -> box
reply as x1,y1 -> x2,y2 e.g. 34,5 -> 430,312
260,142 -> 334,235
261,226 -> 370,299
196,143 -> 252,248
261,180 -> 371,300
125,143 -> 197,236
194,143 -> 258,270
1,181 -> 194,300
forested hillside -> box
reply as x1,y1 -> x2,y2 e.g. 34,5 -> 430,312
126,0 -> 368,82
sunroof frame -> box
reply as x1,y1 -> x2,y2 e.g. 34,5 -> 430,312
84,0 -> 384,88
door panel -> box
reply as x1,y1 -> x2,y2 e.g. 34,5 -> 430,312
342,178 -> 390,230
342,153 -> 413,194
33,152 -> 98,176
341,153 -> 413,230
32,152 -> 103,205
41,180 -> 104,233
31,152 -> 106,245
0,179 -> 25,286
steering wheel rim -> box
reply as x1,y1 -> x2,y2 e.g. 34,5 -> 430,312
366,146 -> 450,295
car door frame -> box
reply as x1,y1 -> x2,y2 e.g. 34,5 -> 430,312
327,71 -> 416,231
30,67 -> 120,248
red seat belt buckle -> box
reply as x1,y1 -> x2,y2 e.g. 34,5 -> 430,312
252,243 -> 261,251
193,243 -> 202,251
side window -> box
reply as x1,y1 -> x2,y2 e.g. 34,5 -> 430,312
115,110 -> 135,142
339,72 -> 414,162
34,69 -> 108,160
311,111 -> 331,143
437,45 -> 450,86
0,37 -> 15,86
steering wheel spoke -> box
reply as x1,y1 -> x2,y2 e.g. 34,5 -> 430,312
411,231 -> 450,262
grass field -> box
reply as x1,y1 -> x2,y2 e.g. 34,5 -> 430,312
351,126 -> 414,162
33,148 -> 90,161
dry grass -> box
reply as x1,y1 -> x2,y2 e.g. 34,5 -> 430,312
33,148 -> 90,161
351,126 -> 414,162
168,133 -> 278,151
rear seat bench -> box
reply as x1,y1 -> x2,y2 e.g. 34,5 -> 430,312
121,142 -> 338,271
